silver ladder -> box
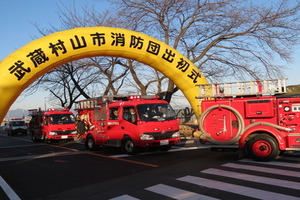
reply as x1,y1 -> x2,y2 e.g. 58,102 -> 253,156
196,79 -> 287,98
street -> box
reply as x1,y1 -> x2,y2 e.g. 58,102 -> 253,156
0,130 -> 299,200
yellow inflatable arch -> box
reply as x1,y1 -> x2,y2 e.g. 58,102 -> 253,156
0,27 -> 208,122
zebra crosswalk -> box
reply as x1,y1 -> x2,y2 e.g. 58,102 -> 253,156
110,158 -> 300,200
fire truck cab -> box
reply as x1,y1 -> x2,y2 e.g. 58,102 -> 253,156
75,95 -> 181,154
195,79 -> 300,161
28,108 -> 77,143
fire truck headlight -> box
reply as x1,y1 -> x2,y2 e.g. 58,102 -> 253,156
49,131 -> 57,136
71,131 -> 77,135
140,134 -> 154,140
172,132 -> 181,138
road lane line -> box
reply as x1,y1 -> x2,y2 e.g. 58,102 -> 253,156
223,163 -> 300,177
0,151 -> 85,162
111,146 -> 209,158
0,140 -> 158,167
0,143 -> 44,149
0,134 -> 32,142
0,176 -> 21,200
177,175 -> 300,200
47,144 -> 79,152
88,152 -> 159,168
202,168 -> 300,190
145,184 -> 219,200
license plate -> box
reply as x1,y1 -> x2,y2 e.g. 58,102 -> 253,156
160,140 -> 169,145
61,136 -> 68,139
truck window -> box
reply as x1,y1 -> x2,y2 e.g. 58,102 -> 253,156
109,107 -> 119,120
49,114 -> 76,124
123,107 -> 137,124
94,107 -> 106,121
137,104 -> 176,121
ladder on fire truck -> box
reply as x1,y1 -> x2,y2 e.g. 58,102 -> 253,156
196,79 -> 287,98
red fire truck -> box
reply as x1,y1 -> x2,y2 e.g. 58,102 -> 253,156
195,79 -> 300,161
75,95 -> 181,154
28,108 -> 77,143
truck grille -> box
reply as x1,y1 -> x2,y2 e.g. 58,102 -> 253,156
56,130 -> 74,135
144,131 -> 177,140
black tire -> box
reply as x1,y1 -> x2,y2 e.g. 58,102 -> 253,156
122,138 -> 137,155
246,134 -> 279,161
85,135 -> 97,151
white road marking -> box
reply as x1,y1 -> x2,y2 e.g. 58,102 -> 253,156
110,194 -> 140,200
223,163 -> 300,177
177,175 -> 300,200
0,176 -> 21,200
202,168 -> 300,190
239,158 -> 300,169
146,184 -> 219,200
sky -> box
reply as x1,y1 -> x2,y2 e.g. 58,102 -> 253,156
1,0 -> 300,114
0,0 -> 107,112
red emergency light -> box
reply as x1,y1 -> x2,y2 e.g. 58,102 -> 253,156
10,118 -> 23,120
47,108 -> 70,112
127,95 -> 159,100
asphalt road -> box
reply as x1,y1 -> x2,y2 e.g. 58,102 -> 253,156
0,130 -> 299,200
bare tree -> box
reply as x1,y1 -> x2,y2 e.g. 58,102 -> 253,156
112,0 -> 300,101
28,0 -> 300,108
29,2 -> 172,106
28,5 -> 131,108
32,61 -> 103,108
88,57 -> 131,95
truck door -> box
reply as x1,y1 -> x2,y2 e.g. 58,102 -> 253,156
43,115 -> 51,138
105,107 -> 124,145
121,106 -> 138,138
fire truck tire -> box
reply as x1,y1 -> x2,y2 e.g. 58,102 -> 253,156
245,134 -> 279,161
86,135 -> 97,151
122,138 -> 137,155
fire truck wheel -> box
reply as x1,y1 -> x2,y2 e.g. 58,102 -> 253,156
122,138 -> 137,155
246,134 -> 279,161
86,135 -> 97,151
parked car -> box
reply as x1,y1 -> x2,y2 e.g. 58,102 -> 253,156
6,120 -> 28,136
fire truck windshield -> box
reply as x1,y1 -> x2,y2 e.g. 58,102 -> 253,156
48,114 -> 76,124
137,103 -> 177,121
